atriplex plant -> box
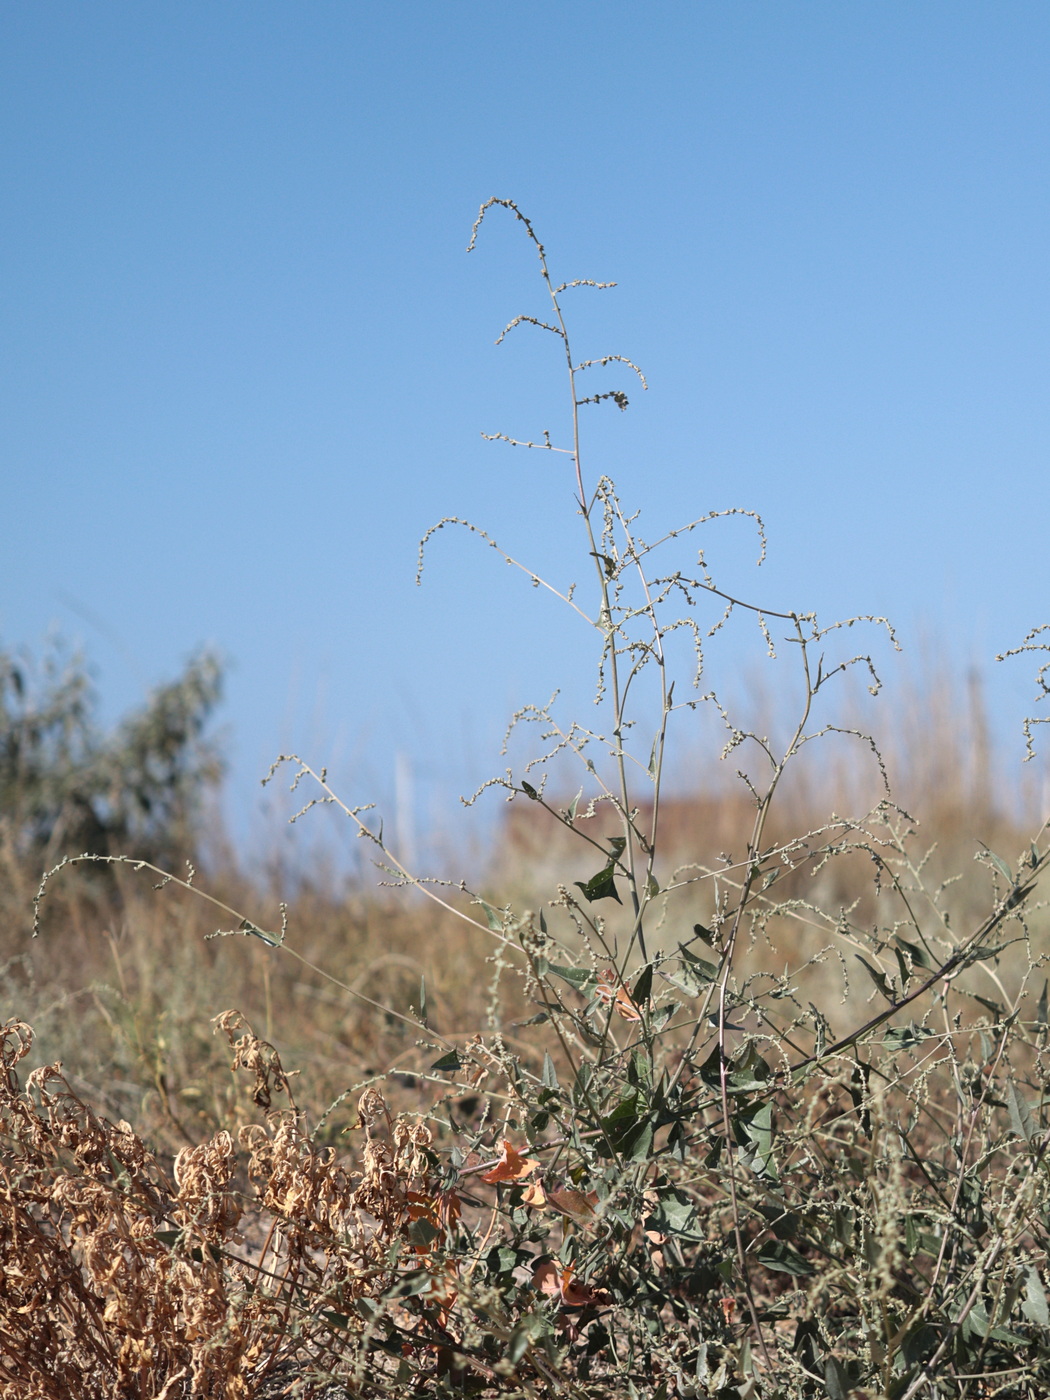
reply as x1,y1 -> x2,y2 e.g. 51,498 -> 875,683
12,199 -> 1050,1399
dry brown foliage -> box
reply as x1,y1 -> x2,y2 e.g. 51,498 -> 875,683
0,1011 -> 506,1399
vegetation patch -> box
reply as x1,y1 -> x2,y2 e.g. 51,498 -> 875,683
4,201 -> 1050,1399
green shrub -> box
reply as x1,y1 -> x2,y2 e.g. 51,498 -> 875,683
0,640 -> 223,869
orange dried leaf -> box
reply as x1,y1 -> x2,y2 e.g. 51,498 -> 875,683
521,1181 -> 548,1208
481,1138 -> 540,1183
595,969 -> 643,1022
546,1187 -> 598,1220
533,1260 -> 607,1308
406,1188 -> 462,1228
561,1272 -> 605,1307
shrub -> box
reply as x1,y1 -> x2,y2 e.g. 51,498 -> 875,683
0,641 -> 223,873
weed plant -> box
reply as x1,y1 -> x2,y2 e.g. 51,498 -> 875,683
4,201 -> 1050,1399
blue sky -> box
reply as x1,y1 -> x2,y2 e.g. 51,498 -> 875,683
3,4 -> 1049,863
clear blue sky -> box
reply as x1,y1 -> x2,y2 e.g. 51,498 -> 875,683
3,4 -> 1049,862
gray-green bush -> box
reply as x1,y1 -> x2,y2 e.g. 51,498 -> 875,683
0,641 -> 223,871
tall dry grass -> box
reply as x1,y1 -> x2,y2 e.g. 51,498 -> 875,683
5,658 -> 1041,1145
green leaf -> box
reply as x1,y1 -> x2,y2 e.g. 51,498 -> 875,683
981,845 -> 1016,885
668,944 -> 719,995
419,975 -> 427,1026
757,1240 -> 814,1277
855,955 -> 894,1002
823,1356 -> 849,1400
647,1186 -> 700,1238
628,1046 -> 652,1093
761,1202 -> 799,1239
547,963 -> 597,992
606,835 -> 627,859
506,1311 -> 551,1365
385,1269 -> 433,1298
476,899 -> 505,931
698,1045 -> 726,1090
542,1052 -> 560,1090
727,1043 -> 772,1092
882,1021 -> 932,1049
900,1322 -> 940,1367
650,1002 -> 677,1033
506,1322 -> 532,1366
632,964 -> 653,1004
833,1207 -> 853,1247
1023,1264 -> 1049,1325
972,993 -> 1004,1019
895,937 -> 933,970
1038,979 -> 1049,1028
1007,1080 -> 1036,1143
893,945 -> 912,990
959,1299 -> 1027,1345
487,1245 -> 519,1275
645,872 -> 660,898
966,943 -> 1006,963
599,1092 -> 655,1159
431,1049 -> 461,1072
735,1100 -> 778,1180
626,1119 -> 654,1159
513,1011 -> 549,1027
667,1119 -> 687,1160
573,1061 -> 593,1102
521,780 -> 539,799
600,1090 -> 640,1131
574,864 -> 621,903
407,1217 -> 440,1248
